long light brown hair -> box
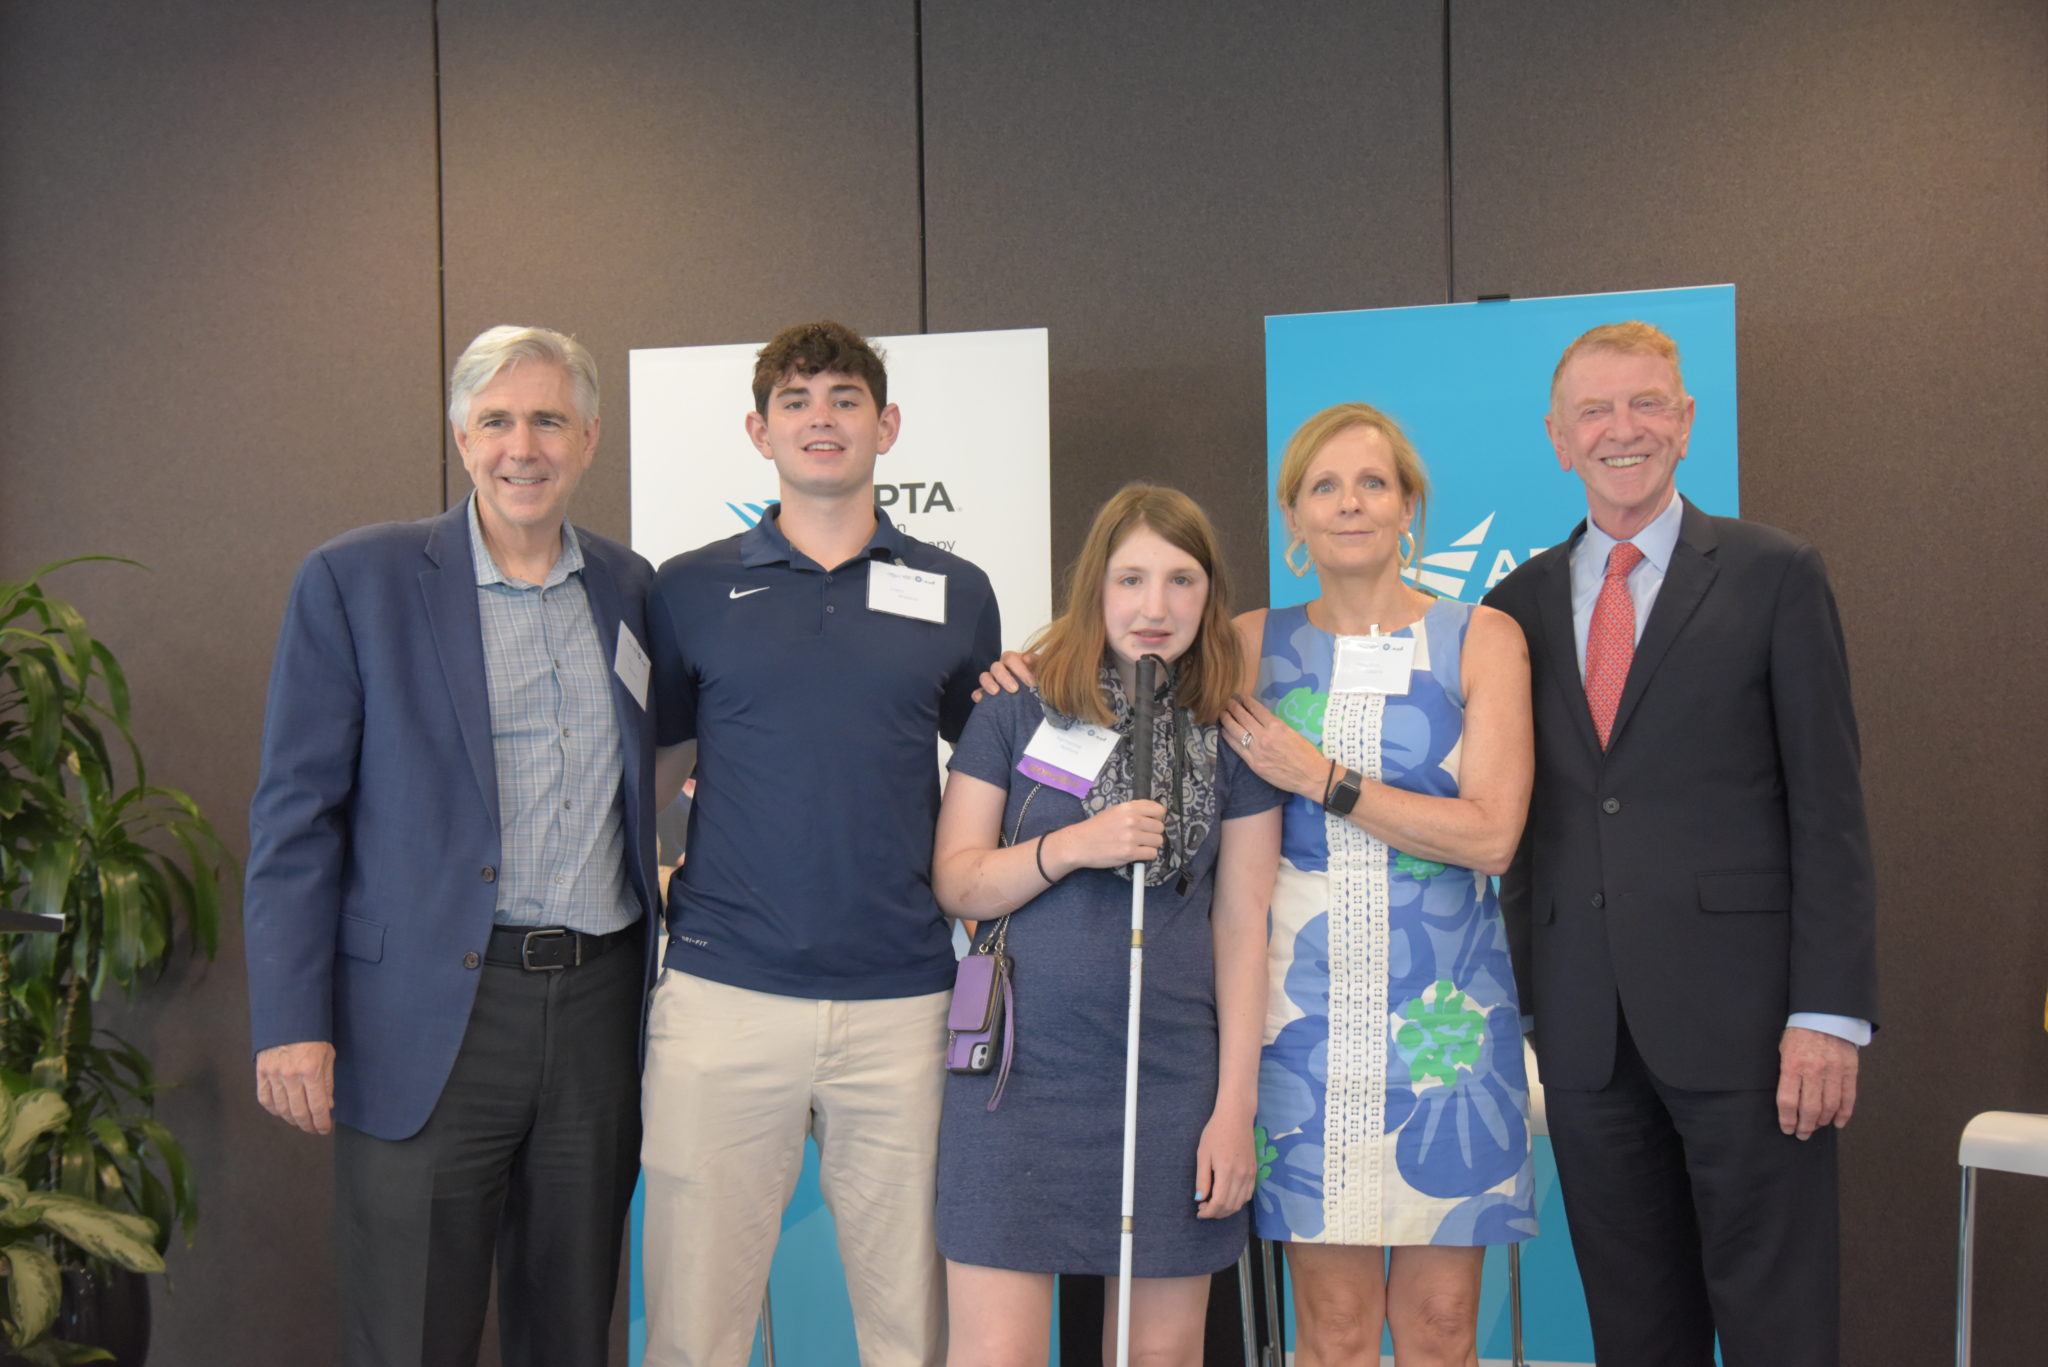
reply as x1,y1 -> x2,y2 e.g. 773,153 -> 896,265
1027,484 -> 1238,726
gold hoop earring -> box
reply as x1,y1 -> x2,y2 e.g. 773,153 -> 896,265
1399,529 -> 1418,566
1284,539 -> 1312,578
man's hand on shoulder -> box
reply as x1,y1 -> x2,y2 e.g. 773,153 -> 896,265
256,1041 -> 337,1136
972,650 -> 1038,702
1776,1026 -> 1858,1140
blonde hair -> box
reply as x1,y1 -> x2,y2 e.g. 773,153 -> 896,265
1549,320 -> 1687,407
1274,403 -> 1431,570
1027,484 -> 1239,726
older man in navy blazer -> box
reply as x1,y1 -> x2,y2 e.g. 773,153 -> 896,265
245,325 -> 657,1367
1485,321 -> 1877,1367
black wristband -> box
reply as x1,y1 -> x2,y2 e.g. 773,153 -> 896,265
1321,757 -> 1339,805
1324,766 -> 1364,817
1033,833 -> 1056,886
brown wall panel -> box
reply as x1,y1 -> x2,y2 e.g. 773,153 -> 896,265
922,0 -> 1449,604
0,2 -> 442,1364
435,0 -> 925,548
1449,2 -> 2048,1361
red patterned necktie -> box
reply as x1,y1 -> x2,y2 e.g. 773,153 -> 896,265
1584,541 -> 1644,749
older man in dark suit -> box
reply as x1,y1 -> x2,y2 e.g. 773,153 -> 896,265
244,325 -> 656,1367
1483,321 -> 1877,1367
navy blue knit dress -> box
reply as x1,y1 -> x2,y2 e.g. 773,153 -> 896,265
934,685 -> 1281,1277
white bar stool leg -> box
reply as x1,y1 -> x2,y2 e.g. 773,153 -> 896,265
1955,1163 -> 1976,1367
1236,1243 -> 1259,1366
1509,1241 -> 1527,1367
1260,1238 -> 1284,1366
759,1284 -> 776,1367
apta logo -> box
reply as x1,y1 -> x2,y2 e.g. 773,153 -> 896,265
725,482 -> 960,530
1403,513 -> 1553,601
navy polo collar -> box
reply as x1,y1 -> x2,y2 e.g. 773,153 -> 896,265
738,504 -> 908,571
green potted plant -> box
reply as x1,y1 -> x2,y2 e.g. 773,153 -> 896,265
0,559 -> 232,1361
0,1086 -> 164,1364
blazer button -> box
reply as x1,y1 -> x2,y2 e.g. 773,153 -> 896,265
462,951 -> 481,969
1601,797 -> 1622,815
481,866 -> 497,883
1590,892 -> 1606,908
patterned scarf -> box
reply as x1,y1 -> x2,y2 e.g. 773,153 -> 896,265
1040,659 -> 1218,888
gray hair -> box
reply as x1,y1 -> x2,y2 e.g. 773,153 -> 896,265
447,325 -> 600,430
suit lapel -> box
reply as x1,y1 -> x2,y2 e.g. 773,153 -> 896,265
1533,526 -> 1605,758
421,506 -> 499,825
1607,498 -> 1719,752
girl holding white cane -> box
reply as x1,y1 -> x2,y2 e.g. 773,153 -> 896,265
933,485 -> 1281,1367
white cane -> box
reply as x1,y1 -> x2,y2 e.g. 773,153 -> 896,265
1114,653 -> 1162,1367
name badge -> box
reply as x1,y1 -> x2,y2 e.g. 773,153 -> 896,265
613,624 -> 651,710
868,560 -> 948,624
1331,632 -> 1413,695
1017,718 -> 1121,798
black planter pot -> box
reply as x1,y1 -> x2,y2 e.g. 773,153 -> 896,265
1,1267 -> 151,1367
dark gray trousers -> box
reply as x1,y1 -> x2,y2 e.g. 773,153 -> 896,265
1546,1014 -> 1841,1367
335,937 -> 643,1367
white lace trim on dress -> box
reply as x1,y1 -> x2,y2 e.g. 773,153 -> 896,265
1319,686 -> 1389,1246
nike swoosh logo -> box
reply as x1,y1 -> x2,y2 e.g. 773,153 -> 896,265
729,586 -> 770,599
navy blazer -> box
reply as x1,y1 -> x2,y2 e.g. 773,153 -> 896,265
1484,498 -> 1878,1092
244,503 -> 657,1141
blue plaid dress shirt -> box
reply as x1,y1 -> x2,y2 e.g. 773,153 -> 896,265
467,498 -> 637,934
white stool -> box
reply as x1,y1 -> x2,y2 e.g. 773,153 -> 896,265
1507,1037 -> 1546,1367
1955,1111 -> 2048,1366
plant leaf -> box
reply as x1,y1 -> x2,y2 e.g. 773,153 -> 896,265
96,864 -> 144,988
26,839 -> 77,924
3,1240 -> 62,1343
134,1119 -> 195,1245
86,1116 -> 132,1170
0,1093 -> 68,1177
12,651 -> 62,775
42,597 -> 92,693
87,640 -> 130,728
58,1129 -> 90,1199
166,830 -> 221,957
26,1192 -> 163,1274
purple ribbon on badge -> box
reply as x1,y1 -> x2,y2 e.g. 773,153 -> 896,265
1016,754 -> 1095,798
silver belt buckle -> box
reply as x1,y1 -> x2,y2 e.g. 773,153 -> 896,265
520,927 -> 576,971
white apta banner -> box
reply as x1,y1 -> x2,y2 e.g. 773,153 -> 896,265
628,327 -> 1052,642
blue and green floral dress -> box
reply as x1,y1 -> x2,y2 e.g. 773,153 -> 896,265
1253,599 -> 1535,1248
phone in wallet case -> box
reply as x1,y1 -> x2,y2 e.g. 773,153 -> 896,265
945,951 -> 1009,1074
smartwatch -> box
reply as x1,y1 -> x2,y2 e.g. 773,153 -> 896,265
1324,766 -> 1363,816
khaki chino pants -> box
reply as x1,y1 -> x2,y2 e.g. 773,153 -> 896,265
640,971 -> 950,1367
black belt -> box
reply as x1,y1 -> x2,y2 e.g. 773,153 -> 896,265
486,924 -> 636,972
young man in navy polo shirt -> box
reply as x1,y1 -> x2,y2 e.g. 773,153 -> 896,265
641,320 -> 1001,1366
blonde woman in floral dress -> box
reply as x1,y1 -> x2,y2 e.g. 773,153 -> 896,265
1221,403 -> 1537,1366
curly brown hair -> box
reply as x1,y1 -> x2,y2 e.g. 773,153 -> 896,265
751,320 -> 889,414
